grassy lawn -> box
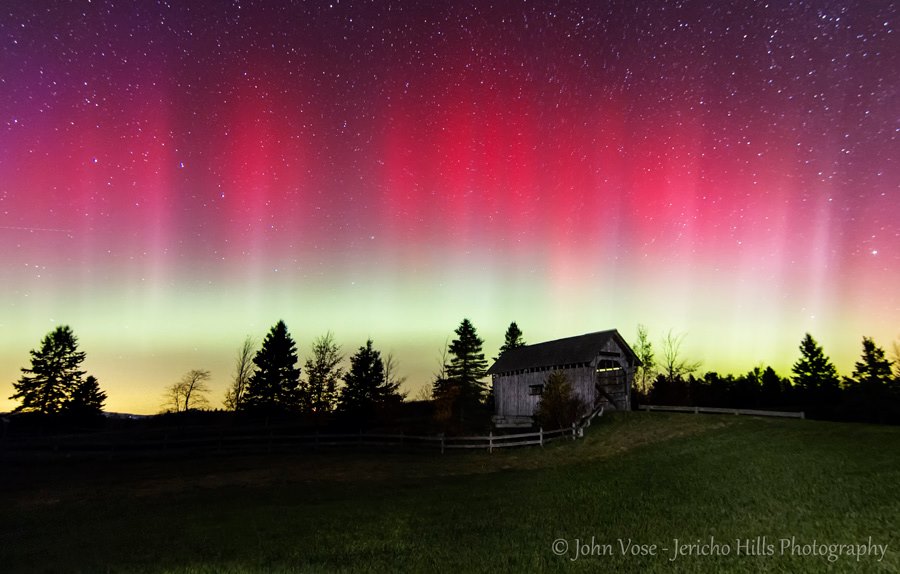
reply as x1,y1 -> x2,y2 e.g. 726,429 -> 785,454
2,413 -> 898,573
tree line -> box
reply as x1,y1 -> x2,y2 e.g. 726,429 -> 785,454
5,318 -> 519,432
8,321 -> 899,427
632,328 -> 900,424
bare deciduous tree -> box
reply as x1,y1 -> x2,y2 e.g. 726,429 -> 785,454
413,384 -> 433,401
892,337 -> 900,380
224,336 -> 255,410
382,351 -> 409,401
163,369 -> 212,413
660,330 -> 701,383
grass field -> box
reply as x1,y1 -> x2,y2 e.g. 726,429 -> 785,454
2,412 -> 898,573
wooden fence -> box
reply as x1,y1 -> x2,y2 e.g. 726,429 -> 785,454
639,405 -> 805,419
0,424 -> 581,460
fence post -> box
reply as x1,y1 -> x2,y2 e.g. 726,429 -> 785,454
439,433 -> 445,454
571,422 -> 576,440
358,429 -> 363,447
694,406 -> 699,414
489,431 -> 493,454
800,411 -> 806,420
539,427 -> 544,447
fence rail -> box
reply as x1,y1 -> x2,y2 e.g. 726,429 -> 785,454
639,405 -> 805,419
0,424 -> 581,459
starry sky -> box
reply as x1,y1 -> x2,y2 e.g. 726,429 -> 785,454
1,0 -> 897,414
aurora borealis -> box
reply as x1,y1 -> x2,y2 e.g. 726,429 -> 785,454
1,1 -> 897,414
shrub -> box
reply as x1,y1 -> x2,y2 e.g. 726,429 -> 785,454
536,371 -> 587,429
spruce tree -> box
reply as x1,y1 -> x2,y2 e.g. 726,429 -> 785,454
848,337 -> 893,392
302,332 -> 343,414
791,333 -> 840,405
66,375 -> 107,417
760,366 -> 785,407
446,318 -> 489,408
339,339 -> 385,419
11,325 -> 88,414
241,320 -> 301,413
497,321 -> 526,358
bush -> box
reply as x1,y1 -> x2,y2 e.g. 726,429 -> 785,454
535,371 -> 587,429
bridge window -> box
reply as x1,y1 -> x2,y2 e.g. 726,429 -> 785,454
597,359 -> 622,372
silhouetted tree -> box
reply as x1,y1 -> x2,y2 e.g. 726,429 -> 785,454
224,336 -> 255,410
164,369 -> 212,412
648,372 -> 691,405
302,332 -> 343,414
431,339 -> 460,425
489,321 -> 526,411
760,366 -> 788,407
633,324 -> 656,397
791,333 -> 841,406
431,339 -> 452,398
66,375 -> 107,418
338,339 -> 403,422
10,326 -> 88,414
241,320 -> 301,413
414,384 -> 433,401
535,371 -> 587,429
846,337 -> 893,393
842,337 -> 899,423
695,371 -> 734,407
446,318 -> 489,414
497,321 -> 526,359
892,337 -> 900,381
381,352 -> 408,403
732,367 -> 763,408
659,330 -> 700,384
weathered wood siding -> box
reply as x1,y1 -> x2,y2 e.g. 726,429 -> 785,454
495,364 -> 622,418
493,338 -> 635,419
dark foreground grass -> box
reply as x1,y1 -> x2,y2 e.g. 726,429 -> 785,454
1,413 -> 898,573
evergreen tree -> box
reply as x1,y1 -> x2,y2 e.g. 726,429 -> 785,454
339,339 -> 385,419
497,322 -> 526,358
847,337 -> 893,393
66,375 -> 107,417
791,333 -> 841,405
11,326 -> 88,414
302,332 -> 343,414
760,366 -> 786,407
241,320 -> 301,413
444,318 -> 489,409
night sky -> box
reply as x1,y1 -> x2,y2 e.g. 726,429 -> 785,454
2,0 -> 897,413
